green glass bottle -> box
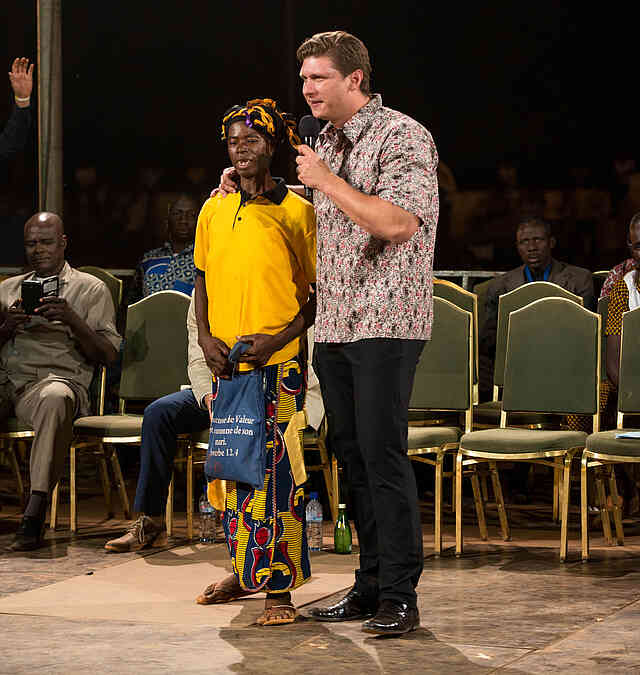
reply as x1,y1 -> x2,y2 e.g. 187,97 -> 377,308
334,503 -> 352,554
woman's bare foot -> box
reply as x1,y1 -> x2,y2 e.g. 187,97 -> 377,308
195,573 -> 254,605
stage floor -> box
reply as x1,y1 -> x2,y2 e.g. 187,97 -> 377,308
1,495 -> 640,673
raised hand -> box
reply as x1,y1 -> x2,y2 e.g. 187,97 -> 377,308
8,58 -> 34,104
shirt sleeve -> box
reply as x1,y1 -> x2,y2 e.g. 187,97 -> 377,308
84,281 -> 122,350
296,201 -> 317,287
186,293 -> 212,406
0,106 -> 31,162
194,198 -> 217,273
375,119 -> 439,233
605,280 -> 628,336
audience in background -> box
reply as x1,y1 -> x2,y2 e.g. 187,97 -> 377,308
126,191 -> 198,305
0,212 -> 120,550
480,216 -> 595,394
1,58 -> 33,166
604,212 -> 640,515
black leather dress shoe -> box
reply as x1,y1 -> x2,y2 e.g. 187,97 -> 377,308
9,516 -> 45,552
308,588 -> 378,622
362,599 -> 420,635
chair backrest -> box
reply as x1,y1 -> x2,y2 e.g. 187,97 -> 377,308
597,296 -> 609,383
119,290 -> 191,401
502,297 -> 599,422
495,281 -> 583,388
618,306 -> 640,416
473,277 -> 494,339
78,266 -> 123,313
434,280 -> 478,397
409,297 -> 473,432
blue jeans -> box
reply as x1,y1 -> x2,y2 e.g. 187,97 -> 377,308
133,389 -> 209,516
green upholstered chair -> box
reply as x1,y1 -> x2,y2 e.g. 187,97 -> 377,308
474,281 -> 584,429
0,421 -> 32,506
581,305 -> 640,561
408,296 -> 474,554
66,290 -> 191,532
457,297 -> 600,561
302,417 -> 339,522
597,296 -> 609,386
77,266 -> 123,314
433,279 -> 479,405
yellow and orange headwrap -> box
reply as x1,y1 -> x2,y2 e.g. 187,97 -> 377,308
221,98 -> 301,150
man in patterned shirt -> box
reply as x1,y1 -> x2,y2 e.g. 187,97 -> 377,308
126,192 -> 199,305
295,31 -> 438,635
605,212 -> 640,388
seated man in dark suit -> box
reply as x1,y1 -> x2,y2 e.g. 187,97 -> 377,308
480,216 -> 595,393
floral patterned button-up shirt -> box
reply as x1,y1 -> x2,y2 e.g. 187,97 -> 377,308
313,94 -> 439,343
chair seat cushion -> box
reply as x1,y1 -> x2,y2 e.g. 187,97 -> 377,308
73,414 -> 143,437
0,417 -> 33,434
191,427 -> 211,445
408,426 -> 461,450
586,430 -> 640,457
460,427 -> 587,454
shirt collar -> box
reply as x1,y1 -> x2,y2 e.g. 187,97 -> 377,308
27,260 -> 71,284
320,94 -> 382,146
239,177 -> 287,206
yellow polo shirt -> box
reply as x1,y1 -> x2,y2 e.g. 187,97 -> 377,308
194,180 -> 316,371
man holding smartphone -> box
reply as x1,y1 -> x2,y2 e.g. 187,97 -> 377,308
0,212 -> 121,551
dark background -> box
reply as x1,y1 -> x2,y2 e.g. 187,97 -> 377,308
1,1 -> 636,266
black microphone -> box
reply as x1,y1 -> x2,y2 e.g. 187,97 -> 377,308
298,115 -> 322,200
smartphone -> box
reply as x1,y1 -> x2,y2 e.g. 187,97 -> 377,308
21,276 -> 59,314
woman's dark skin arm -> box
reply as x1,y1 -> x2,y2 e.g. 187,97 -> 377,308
194,274 -> 232,378
607,334 -> 621,388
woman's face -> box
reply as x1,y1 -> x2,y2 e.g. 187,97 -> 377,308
226,121 -> 273,178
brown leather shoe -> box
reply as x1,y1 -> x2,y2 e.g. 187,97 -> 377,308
104,515 -> 167,553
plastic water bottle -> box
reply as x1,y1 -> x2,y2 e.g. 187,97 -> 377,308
306,491 -> 323,552
199,485 -> 216,543
334,503 -> 352,554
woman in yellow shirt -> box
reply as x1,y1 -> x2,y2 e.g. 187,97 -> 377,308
193,99 -> 316,626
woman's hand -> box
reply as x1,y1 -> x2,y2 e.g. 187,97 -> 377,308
199,335 -> 232,379
237,333 -> 281,368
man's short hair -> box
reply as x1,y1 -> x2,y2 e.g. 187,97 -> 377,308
296,31 -> 371,96
629,211 -> 640,232
516,216 -> 552,238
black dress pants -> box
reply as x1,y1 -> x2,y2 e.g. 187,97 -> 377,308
313,338 -> 425,608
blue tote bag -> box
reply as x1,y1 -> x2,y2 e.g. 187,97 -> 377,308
204,366 -> 267,490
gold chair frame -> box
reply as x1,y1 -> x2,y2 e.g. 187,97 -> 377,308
408,298 -> 475,555
456,298 -> 601,562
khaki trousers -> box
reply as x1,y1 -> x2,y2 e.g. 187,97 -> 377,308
1,379 -> 76,493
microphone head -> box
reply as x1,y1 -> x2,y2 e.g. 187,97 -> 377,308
298,115 -> 322,138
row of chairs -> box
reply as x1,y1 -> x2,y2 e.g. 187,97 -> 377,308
414,278 -> 640,562
1,268 -> 338,538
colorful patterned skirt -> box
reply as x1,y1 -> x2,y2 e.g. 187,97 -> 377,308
218,355 -> 311,593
